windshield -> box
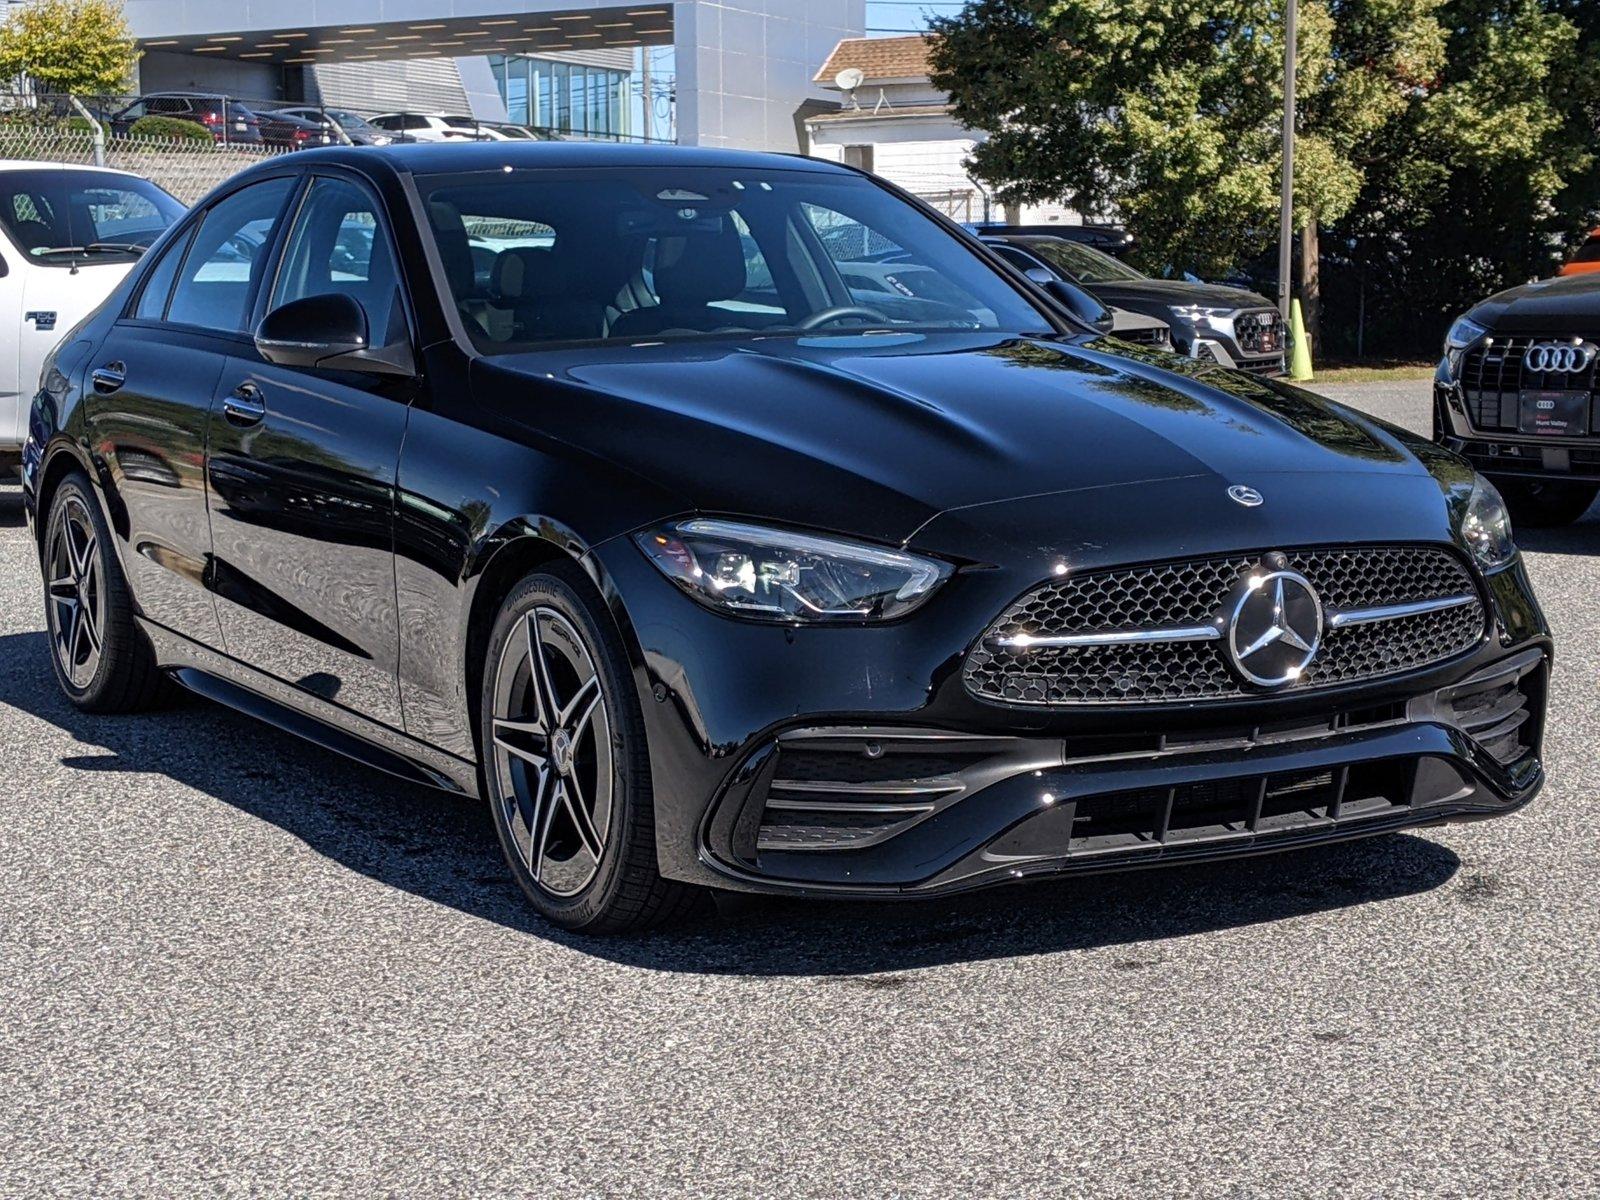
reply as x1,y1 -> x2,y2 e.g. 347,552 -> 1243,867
421,166 -> 1052,350
1022,237 -> 1146,284
0,170 -> 185,264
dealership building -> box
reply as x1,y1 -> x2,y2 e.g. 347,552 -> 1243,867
122,0 -> 867,149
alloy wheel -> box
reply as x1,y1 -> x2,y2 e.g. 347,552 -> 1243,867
490,606 -> 614,897
47,496 -> 104,690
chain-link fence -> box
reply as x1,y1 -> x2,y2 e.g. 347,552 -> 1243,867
0,126 -> 284,205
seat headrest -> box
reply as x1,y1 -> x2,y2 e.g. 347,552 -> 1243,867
493,245 -> 573,302
653,223 -> 747,307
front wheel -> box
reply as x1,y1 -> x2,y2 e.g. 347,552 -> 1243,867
479,566 -> 697,933
1496,479 -> 1600,527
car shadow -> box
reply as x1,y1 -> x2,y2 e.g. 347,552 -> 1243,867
1514,508 -> 1600,556
0,482 -> 24,529
0,629 -> 1461,977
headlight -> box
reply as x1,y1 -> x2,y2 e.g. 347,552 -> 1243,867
1460,477 -> 1516,570
1171,305 -> 1234,328
635,518 -> 951,623
1444,315 -> 1487,354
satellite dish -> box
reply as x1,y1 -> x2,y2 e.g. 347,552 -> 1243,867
835,67 -> 865,92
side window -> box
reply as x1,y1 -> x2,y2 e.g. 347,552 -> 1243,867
165,176 -> 295,333
133,226 -> 195,320
268,177 -> 402,342
404,115 -> 429,131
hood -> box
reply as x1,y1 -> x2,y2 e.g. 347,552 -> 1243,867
1083,278 -> 1276,313
1469,273 -> 1600,334
476,332 -> 1442,547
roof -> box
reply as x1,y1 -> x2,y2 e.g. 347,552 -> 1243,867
0,159 -> 143,178
298,141 -> 856,177
806,104 -> 953,125
814,35 -> 937,86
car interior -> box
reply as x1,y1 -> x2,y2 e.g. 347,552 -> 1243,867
420,170 -> 1043,349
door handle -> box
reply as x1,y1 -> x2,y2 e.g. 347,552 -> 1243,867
222,382 -> 266,427
90,362 -> 126,394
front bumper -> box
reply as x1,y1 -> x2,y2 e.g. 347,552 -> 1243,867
1436,379 -> 1600,482
595,531 -> 1550,899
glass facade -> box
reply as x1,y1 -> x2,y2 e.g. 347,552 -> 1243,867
489,53 -> 673,142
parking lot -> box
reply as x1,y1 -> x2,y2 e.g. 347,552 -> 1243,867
1,378 -> 1597,1197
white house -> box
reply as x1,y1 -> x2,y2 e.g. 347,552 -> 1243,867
805,35 -> 1077,225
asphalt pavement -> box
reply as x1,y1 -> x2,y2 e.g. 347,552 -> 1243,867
2,379 -> 1598,1197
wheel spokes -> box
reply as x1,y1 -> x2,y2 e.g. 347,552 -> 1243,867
524,609 -> 561,732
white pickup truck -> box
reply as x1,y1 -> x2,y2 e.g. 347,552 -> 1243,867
0,161 -> 184,472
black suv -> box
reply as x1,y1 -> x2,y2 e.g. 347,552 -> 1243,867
1436,273 -> 1600,525
109,93 -> 264,145
984,233 -> 1287,376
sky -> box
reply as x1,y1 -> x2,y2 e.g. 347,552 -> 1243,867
865,0 -> 965,35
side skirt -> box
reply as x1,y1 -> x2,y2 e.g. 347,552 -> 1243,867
140,617 -> 481,798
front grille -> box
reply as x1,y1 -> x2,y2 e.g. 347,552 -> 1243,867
1234,355 -> 1285,376
1235,309 -> 1284,355
965,545 -> 1486,706
1460,335 -> 1600,433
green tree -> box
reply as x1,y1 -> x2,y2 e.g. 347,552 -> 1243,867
930,0 -> 1596,355
0,0 -> 138,97
1326,0 -> 1598,356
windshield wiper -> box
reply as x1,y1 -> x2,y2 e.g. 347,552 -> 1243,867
33,242 -> 148,257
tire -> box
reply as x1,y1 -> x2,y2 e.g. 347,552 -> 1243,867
42,472 -> 171,712
1496,479 -> 1600,527
479,564 -> 697,933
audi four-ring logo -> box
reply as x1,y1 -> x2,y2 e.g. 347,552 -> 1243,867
1526,342 -> 1595,374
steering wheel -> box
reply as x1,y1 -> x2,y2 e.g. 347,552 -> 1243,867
797,305 -> 893,331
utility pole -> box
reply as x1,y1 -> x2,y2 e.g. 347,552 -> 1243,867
1277,0 -> 1297,322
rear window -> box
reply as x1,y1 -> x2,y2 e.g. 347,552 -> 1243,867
0,169 -> 185,266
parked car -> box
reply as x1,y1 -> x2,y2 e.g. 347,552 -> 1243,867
1557,227 -> 1600,277
369,113 -> 487,142
0,161 -> 184,473
1435,272 -> 1600,525
967,221 -> 1135,258
254,110 -> 338,152
266,106 -> 397,147
108,93 -> 263,145
985,233 -> 1287,375
480,122 -> 559,142
24,143 -> 1548,932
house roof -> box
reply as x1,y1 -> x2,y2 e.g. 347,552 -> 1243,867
814,35 -> 937,86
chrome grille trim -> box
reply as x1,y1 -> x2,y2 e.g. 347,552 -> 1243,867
991,623 -> 1222,649
1326,593 -> 1478,629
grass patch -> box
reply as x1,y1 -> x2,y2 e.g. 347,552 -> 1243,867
1309,360 -> 1436,384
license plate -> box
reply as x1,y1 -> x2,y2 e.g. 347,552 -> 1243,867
1519,389 -> 1590,437
234,121 -> 247,131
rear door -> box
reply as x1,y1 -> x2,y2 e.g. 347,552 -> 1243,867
87,174 -> 298,649
205,173 -> 414,727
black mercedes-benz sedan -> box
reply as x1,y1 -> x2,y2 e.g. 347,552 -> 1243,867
1436,272 -> 1600,526
23,143 -> 1548,932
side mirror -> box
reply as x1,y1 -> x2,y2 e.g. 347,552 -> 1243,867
1023,266 -> 1054,286
1044,279 -> 1115,334
254,292 -> 414,377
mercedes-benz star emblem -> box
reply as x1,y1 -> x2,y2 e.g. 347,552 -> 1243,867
1225,568 -> 1324,688
1227,484 -> 1264,507
1525,342 -> 1595,374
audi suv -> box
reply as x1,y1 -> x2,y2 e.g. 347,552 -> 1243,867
1436,272 -> 1600,525
23,143 -> 1549,931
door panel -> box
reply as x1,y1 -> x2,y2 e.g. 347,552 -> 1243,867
202,174 -> 416,728
206,357 -> 409,726
86,323 -> 227,646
